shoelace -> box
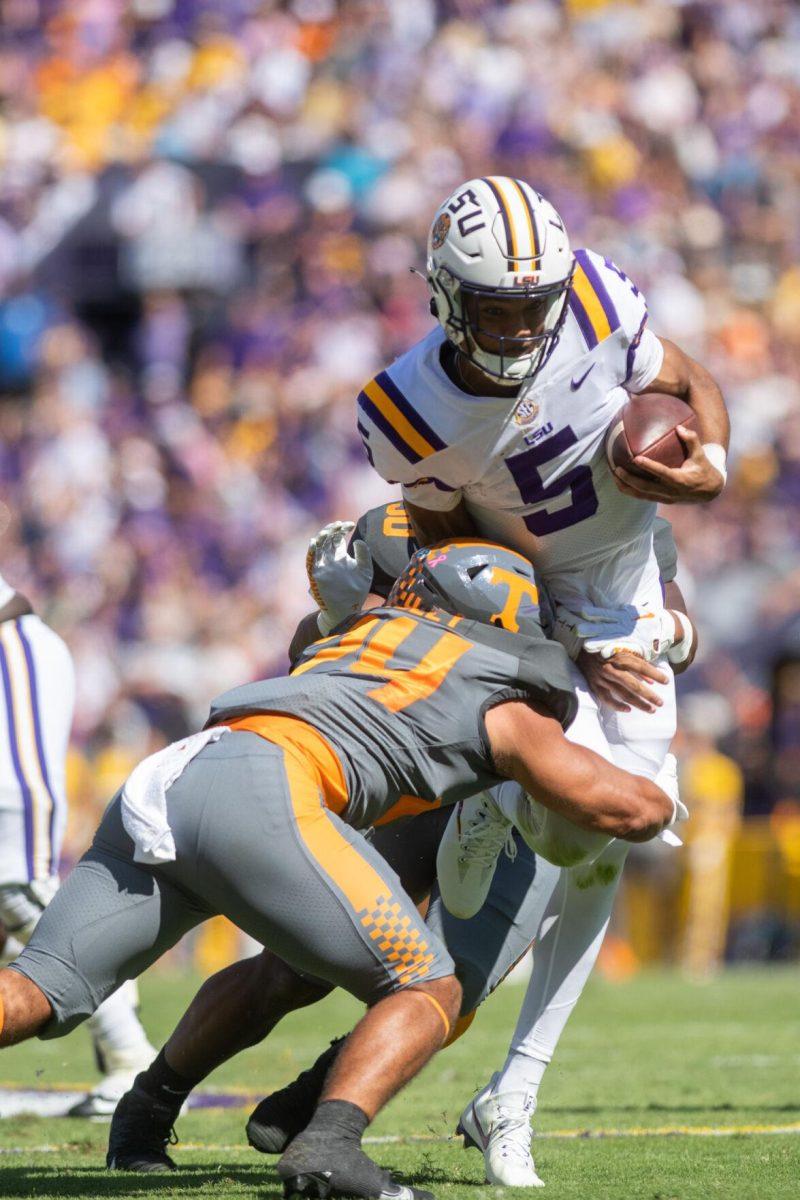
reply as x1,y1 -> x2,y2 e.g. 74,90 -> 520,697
494,1112 -> 533,1165
458,807 -> 518,869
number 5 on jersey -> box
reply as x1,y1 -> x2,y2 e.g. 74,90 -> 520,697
506,426 -> 598,536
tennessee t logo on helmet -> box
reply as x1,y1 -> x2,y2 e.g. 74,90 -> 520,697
388,540 -> 541,636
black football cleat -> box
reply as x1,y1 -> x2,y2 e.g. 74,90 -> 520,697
278,1132 -> 434,1200
282,1174 -> 433,1200
247,1037 -> 345,1154
106,1075 -> 179,1173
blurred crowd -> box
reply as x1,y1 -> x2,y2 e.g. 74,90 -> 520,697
1,0 -> 799,847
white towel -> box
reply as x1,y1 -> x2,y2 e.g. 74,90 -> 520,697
121,727 -> 229,865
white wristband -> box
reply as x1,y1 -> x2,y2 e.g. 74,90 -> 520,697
702,442 -> 728,485
667,614 -> 695,665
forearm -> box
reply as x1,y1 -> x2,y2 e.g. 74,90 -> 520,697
644,338 -> 729,448
681,360 -> 729,447
515,746 -> 672,843
486,702 -> 673,842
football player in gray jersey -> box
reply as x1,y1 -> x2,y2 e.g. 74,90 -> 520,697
0,539 -> 680,1200
92,506 -> 691,1186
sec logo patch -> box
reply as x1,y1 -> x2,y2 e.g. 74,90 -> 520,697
513,397 -> 539,426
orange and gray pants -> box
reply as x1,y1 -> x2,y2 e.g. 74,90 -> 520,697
10,723 -> 454,1037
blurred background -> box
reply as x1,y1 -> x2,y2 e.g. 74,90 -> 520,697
1,0 -> 798,974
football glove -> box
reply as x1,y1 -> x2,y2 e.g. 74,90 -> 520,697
306,520 -> 373,634
553,602 -> 680,663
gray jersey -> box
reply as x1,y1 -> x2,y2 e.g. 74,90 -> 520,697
209,606 -> 576,831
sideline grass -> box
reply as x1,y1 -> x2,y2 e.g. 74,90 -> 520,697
1,966 -> 798,1198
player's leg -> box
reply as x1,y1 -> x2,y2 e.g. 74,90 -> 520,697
479,669 -> 677,1185
74,983 -> 159,1116
245,807 -> 450,1153
0,616 -> 157,1112
249,818 -> 558,1160
108,806 -> 450,1170
0,801 -> 210,1049
457,675 -> 617,1186
110,733 -> 457,1198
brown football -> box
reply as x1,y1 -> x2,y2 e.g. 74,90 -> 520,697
605,393 -> 698,480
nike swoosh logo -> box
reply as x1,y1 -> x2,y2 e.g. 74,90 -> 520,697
570,363 -> 595,391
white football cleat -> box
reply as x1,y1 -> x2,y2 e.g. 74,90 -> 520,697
436,792 -> 516,919
457,1073 -> 544,1188
69,1043 -> 158,1118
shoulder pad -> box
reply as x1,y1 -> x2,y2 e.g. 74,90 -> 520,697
570,248 -> 647,349
357,369 -> 446,468
350,502 -> 418,599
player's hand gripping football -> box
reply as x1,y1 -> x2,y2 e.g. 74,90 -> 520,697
613,425 -> 725,504
306,521 -> 373,634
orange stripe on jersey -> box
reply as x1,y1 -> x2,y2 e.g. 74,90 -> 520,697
226,713 -> 348,814
280,748 -> 389,911
280,749 -> 437,986
372,794 -> 442,828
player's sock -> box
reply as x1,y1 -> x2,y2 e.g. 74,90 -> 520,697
493,1052 -> 547,1098
86,980 -> 153,1061
247,1035 -> 346,1154
71,981 -> 158,1117
302,1098 -> 370,1141
135,1047 -> 200,1112
278,1101 -> 432,1200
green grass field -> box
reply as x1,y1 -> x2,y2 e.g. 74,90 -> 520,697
1,966 -> 799,1199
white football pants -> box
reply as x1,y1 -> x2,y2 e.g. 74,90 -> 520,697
495,659 -> 676,1101
0,614 -> 151,1061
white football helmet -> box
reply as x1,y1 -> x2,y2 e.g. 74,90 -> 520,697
427,176 -> 573,384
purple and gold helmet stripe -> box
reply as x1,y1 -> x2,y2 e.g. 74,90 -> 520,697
482,176 -> 517,270
483,177 -> 540,268
358,371 -> 446,465
507,178 -> 540,261
568,249 -> 620,348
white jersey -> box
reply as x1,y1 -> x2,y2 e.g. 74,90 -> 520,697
357,249 -> 665,610
0,615 -> 74,884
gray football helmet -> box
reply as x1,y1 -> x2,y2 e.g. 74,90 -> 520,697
387,539 -> 541,635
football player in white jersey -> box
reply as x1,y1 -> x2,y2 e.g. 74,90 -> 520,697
356,176 -> 729,1185
0,572 -> 156,1116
